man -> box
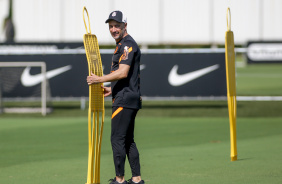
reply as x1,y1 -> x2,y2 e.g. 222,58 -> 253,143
87,10 -> 144,184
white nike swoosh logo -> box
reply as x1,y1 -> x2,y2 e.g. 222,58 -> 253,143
168,64 -> 219,86
103,64 -> 146,86
21,65 -> 72,87
140,64 -> 146,70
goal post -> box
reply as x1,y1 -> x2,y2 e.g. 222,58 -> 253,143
0,62 -> 47,116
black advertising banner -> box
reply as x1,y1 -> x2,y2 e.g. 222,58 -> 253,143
140,53 -> 226,96
0,43 -> 226,98
247,41 -> 282,64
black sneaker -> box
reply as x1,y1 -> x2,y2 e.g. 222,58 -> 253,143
127,178 -> 145,184
109,177 -> 128,184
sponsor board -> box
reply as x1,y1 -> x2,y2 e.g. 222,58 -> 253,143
247,41 -> 282,63
0,43 -> 226,98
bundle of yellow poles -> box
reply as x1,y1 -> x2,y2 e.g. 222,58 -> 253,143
225,7 -> 237,161
83,7 -> 105,184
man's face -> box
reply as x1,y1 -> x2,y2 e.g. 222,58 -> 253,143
108,20 -> 127,42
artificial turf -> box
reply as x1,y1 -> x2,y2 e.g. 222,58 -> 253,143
1,116 -> 281,184
236,64 -> 282,96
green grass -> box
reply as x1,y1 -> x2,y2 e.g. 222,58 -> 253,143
1,116 -> 282,184
236,64 -> 282,96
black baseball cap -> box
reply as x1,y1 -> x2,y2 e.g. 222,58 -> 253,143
105,10 -> 127,23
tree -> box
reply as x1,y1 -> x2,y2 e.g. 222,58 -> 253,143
3,0 -> 15,42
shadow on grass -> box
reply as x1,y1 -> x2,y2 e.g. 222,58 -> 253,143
236,158 -> 253,161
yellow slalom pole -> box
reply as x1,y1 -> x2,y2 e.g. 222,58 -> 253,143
225,7 -> 238,161
92,112 -> 96,184
97,110 -> 105,182
86,107 -> 93,184
83,6 -> 105,184
94,111 -> 99,183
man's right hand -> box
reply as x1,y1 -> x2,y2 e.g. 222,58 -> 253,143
101,85 -> 112,97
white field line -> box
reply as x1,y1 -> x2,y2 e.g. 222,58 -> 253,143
237,96 -> 282,101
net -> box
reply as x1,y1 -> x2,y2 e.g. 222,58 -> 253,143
0,63 -> 52,116
83,35 -> 104,111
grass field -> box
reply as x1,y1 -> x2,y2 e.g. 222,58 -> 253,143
236,64 -> 282,96
1,63 -> 282,184
1,115 -> 282,184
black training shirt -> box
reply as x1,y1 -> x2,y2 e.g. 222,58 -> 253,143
110,35 -> 142,109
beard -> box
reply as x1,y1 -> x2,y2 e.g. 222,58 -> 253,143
111,29 -> 126,41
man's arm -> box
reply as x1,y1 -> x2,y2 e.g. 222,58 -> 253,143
87,64 -> 130,85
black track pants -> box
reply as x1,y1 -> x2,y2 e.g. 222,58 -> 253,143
111,106 -> 141,177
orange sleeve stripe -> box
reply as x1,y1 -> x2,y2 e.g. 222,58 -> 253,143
112,107 -> 123,119
128,47 -> 132,52
114,46 -> 118,54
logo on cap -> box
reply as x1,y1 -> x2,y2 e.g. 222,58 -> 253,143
112,12 -> 116,17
